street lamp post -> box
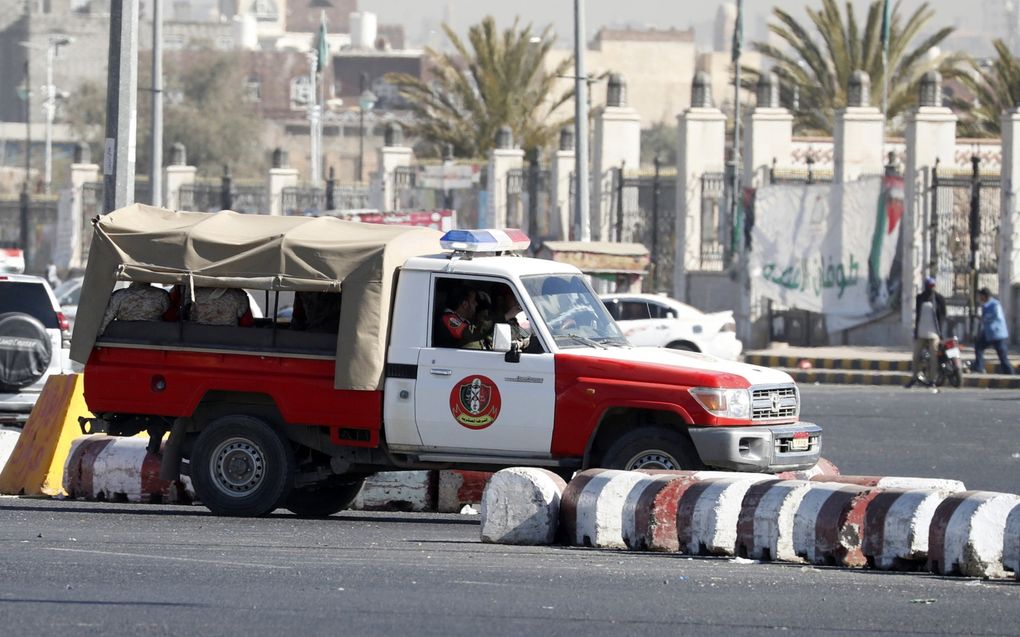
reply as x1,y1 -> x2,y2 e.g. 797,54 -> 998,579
306,51 -> 321,186
22,37 -> 72,196
358,73 -> 376,183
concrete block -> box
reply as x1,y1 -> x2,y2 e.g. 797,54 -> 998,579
622,473 -> 702,552
1003,503 -> 1020,581
812,474 -> 965,492
437,470 -> 492,513
735,479 -> 813,562
776,457 -> 840,481
62,435 -> 191,503
0,427 -> 20,475
927,490 -> 1020,578
861,488 -> 955,570
480,468 -> 567,545
792,482 -> 870,565
676,475 -> 774,556
354,470 -> 435,512
570,469 -> 651,548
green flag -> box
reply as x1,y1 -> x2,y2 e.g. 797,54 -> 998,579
315,12 -> 329,74
880,0 -> 891,54
731,0 -> 743,64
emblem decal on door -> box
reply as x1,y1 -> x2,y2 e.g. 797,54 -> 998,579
450,374 -> 501,429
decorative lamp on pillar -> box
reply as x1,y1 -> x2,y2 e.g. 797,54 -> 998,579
848,70 -> 870,108
171,142 -> 187,166
691,71 -> 713,108
920,70 -> 942,107
756,72 -> 780,109
606,73 -> 627,108
496,125 -> 514,150
384,122 -> 403,147
74,142 -> 91,164
271,147 -> 287,169
559,126 -> 575,152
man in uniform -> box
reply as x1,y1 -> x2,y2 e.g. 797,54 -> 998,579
189,287 -> 255,326
99,281 -> 171,332
436,286 -> 490,349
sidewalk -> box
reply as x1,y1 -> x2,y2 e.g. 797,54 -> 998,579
742,344 -> 1020,389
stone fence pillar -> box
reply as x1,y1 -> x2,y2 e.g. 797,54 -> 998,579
592,74 -> 641,241
373,123 -> 414,211
743,72 -> 793,187
164,143 -> 197,211
267,148 -> 299,216
550,127 -> 576,240
834,71 -> 884,183
485,127 -> 524,228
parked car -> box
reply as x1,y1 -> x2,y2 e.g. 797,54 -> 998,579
0,246 -> 25,274
54,276 -> 85,332
0,274 -> 71,425
600,293 -> 743,360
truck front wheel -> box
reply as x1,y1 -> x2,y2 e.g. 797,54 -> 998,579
600,427 -> 703,471
190,415 -> 295,517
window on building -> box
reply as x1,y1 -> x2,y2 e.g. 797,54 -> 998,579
244,75 -> 261,103
251,0 -> 278,22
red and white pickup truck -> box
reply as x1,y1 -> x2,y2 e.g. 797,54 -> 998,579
71,205 -> 821,517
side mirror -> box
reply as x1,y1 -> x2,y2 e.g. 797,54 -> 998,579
492,323 -> 513,352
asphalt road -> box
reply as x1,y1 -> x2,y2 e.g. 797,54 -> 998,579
1,385 -> 1018,636
799,385 -> 1020,493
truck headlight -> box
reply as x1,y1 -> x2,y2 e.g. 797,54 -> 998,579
688,387 -> 751,419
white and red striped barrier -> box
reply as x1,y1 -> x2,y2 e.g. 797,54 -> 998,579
927,491 -> 1020,578
480,468 -> 566,545
1004,504 -> 1020,581
63,436 -> 193,504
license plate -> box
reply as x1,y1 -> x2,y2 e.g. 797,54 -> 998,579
789,437 -> 810,451
945,346 -> 960,359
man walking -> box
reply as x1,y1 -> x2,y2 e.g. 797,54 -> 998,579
973,287 -> 1013,375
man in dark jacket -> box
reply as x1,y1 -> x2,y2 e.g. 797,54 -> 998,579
907,277 -> 946,387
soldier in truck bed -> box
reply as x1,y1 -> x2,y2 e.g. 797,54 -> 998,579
99,282 -> 170,333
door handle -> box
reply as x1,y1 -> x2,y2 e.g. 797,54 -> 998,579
430,368 -> 453,376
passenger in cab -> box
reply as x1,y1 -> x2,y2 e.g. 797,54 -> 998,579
99,281 -> 171,332
435,285 -> 490,349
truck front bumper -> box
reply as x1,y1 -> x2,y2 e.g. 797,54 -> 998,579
687,422 -> 822,473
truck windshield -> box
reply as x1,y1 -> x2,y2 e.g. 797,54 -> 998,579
520,274 -> 628,349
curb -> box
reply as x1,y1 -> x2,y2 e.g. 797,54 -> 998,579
927,491 -> 1020,578
745,354 -> 913,373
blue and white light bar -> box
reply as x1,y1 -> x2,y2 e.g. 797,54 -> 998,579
440,228 -> 531,253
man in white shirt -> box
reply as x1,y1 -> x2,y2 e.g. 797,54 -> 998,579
907,277 -> 946,388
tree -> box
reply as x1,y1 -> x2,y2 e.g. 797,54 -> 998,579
955,39 -> 1020,137
386,16 -> 574,158
63,48 -> 266,178
752,0 -> 963,134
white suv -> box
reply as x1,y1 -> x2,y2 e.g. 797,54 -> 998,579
0,274 -> 70,426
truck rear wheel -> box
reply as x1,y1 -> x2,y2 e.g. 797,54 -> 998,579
600,427 -> 703,471
190,415 -> 295,517
285,477 -> 366,518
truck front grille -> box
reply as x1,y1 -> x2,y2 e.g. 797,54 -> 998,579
750,384 -> 799,421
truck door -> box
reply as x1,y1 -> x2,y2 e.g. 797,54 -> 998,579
414,275 -> 555,454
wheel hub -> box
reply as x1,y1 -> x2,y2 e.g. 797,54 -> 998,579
210,438 -> 265,496
625,450 -> 680,471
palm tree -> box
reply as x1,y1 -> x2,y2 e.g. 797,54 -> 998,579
386,17 -> 573,158
956,39 -> 1020,137
752,0 -> 963,134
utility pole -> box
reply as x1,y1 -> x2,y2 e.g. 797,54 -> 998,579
573,0 -> 590,241
150,0 -> 163,206
20,58 -> 30,269
306,51 -> 321,186
102,0 -> 140,214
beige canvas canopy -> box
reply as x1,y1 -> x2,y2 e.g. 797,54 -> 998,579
71,204 -> 443,390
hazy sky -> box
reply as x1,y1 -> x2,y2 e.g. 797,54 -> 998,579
358,0 -> 982,48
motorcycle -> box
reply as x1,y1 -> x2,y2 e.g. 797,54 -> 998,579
917,336 -> 963,388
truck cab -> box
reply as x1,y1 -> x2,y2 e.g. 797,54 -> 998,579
73,206 -> 821,518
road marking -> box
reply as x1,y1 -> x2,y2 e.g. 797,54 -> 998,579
42,547 -> 294,570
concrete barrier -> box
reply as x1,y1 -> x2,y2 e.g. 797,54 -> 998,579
1004,504 -> 1020,581
735,479 -> 813,562
812,475 -> 966,492
860,488 -> 956,571
63,435 -> 192,503
437,470 -> 492,513
354,471 -> 436,512
927,491 -> 1020,578
0,375 -> 92,496
622,473 -> 701,552
676,475 -> 774,556
480,468 -> 567,545
776,457 -> 840,480
792,482 -> 872,566
558,469 -> 652,548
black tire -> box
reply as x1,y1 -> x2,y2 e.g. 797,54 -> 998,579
600,427 -> 704,471
285,476 -> 366,518
946,363 -> 962,388
667,341 -> 699,353
190,415 -> 295,517
0,312 -> 52,390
